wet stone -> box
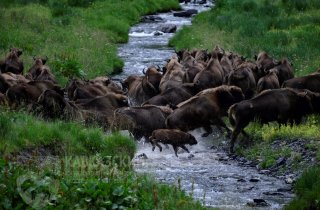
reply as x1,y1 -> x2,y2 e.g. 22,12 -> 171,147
136,153 -> 148,159
249,178 -> 260,182
247,198 -> 270,207
263,191 -> 284,196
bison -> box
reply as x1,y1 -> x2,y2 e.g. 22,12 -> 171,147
282,73 -> 320,93
0,72 -> 29,93
256,70 -> 280,93
25,56 -> 57,83
142,83 -> 197,108
166,85 -> 244,137
193,51 -> 224,91
149,129 -> 197,157
112,105 -> 173,140
6,80 -> 63,108
0,48 -> 24,74
255,51 -> 279,72
228,88 -> 314,153
227,67 -> 256,99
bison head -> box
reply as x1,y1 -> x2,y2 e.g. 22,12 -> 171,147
187,133 -> 197,145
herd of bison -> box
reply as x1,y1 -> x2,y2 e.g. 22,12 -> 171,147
0,46 -> 320,155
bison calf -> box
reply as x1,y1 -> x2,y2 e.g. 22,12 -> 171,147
149,129 -> 197,157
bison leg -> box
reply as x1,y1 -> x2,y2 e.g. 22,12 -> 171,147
172,145 -> 179,157
155,142 -> 163,152
149,137 -> 156,151
230,126 -> 242,153
201,126 -> 213,137
180,145 -> 190,153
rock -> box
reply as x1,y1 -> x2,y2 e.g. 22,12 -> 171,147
259,169 -> 271,174
140,15 -> 164,23
249,178 -> 260,182
275,157 -> 286,166
173,9 -> 198,18
263,191 -> 284,196
188,154 -> 195,159
277,186 -> 293,192
285,177 -> 294,184
136,153 -> 148,159
157,24 -> 177,33
153,31 -> 163,36
247,199 -> 270,207
237,178 -> 246,182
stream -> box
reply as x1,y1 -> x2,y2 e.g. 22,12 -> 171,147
115,1 -> 294,209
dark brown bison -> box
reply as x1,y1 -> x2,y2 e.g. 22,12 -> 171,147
193,51 -> 223,91
121,66 -> 162,105
228,88 -> 314,153
227,67 -> 256,99
149,129 -> 197,157
142,83 -> 197,108
75,93 -> 128,114
0,48 -> 24,74
282,73 -> 320,93
272,58 -> 294,85
65,77 -> 123,101
37,89 -> 109,127
159,55 -> 185,92
37,89 -> 75,119
256,70 -> 280,93
0,72 -> 29,93
166,85 -> 244,137
25,56 -> 57,83
255,51 -> 279,72
6,80 -> 63,108
112,105 -> 173,140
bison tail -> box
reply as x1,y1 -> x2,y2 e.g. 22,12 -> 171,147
228,104 -> 237,126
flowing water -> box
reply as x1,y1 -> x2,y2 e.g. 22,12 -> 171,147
115,1 -> 294,209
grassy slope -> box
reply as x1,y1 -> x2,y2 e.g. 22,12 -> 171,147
0,0 -> 180,84
170,0 -> 320,208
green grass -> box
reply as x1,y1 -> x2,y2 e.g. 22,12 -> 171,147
0,155 -> 208,209
169,0 -> 320,76
234,115 -> 320,169
0,0 -> 180,85
284,166 -> 320,210
0,109 -> 136,158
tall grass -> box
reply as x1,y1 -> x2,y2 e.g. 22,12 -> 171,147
170,0 -> 320,76
284,167 -> 320,210
0,0 -> 180,84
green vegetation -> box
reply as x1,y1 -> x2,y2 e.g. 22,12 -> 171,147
170,0 -> 320,75
0,109 -> 207,209
0,109 -> 136,158
284,166 -> 320,210
0,0 -> 180,84
0,157 -> 207,209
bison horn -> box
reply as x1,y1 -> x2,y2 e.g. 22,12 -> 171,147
156,65 -> 161,72
142,67 -> 147,75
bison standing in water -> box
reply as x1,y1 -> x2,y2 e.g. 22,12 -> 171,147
166,85 -> 244,137
228,88 -> 314,153
112,105 -> 173,140
150,129 -> 197,157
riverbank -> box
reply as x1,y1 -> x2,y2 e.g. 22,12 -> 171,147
169,0 -> 320,208
0,0 -> 180,85
0,110 -> 207,209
